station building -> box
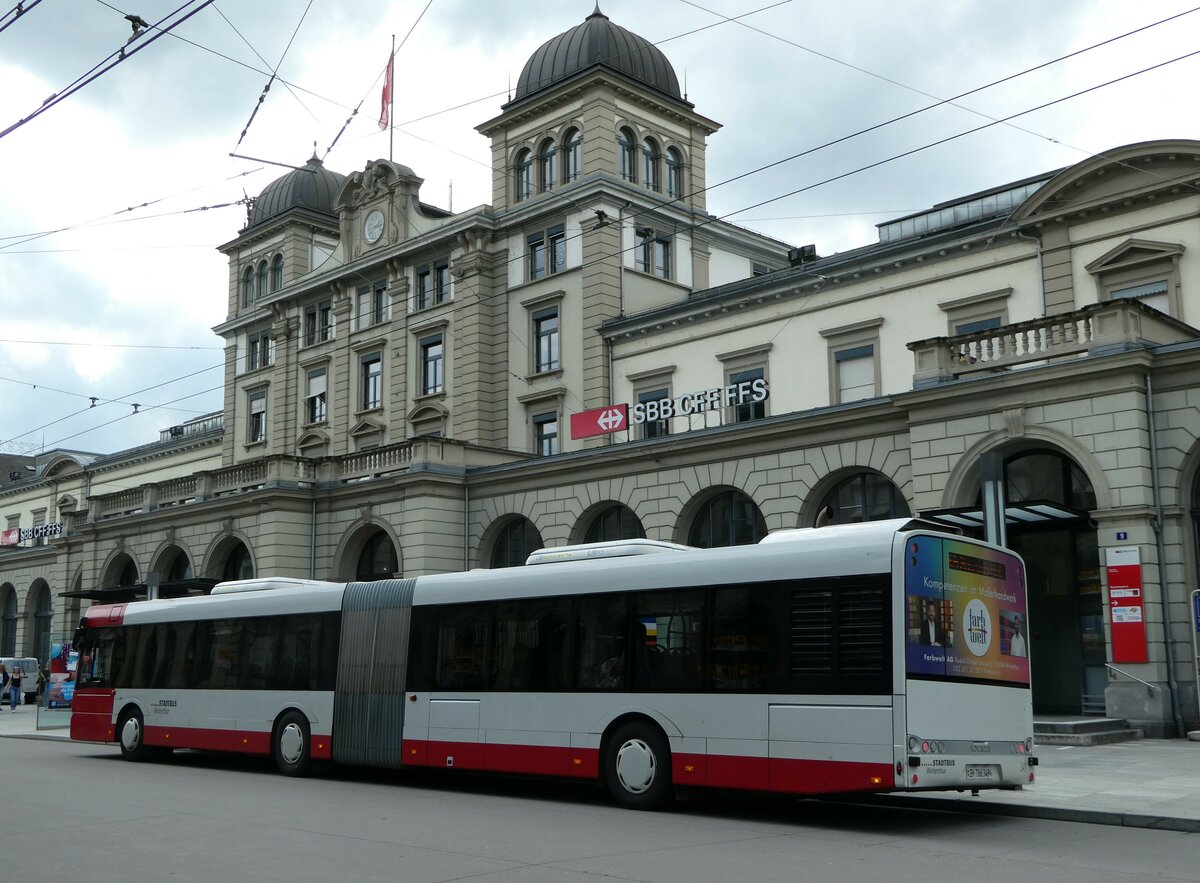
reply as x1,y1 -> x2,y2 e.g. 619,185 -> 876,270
2,9 -> 1199,736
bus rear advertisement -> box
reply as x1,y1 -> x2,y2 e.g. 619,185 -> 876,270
71,519 -> 1035,809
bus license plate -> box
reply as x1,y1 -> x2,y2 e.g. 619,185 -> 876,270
965,764 -> 998,781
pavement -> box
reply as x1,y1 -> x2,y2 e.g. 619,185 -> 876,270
3,703 -> 1197,833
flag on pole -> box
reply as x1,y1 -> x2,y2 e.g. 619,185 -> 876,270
378,52 -> 394,131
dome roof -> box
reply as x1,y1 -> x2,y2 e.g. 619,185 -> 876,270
513,7 -> 681,103
248,155 -> 346,229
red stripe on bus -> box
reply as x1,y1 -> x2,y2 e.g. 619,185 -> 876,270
82,603 -> 126,627
400,740 -> 892,794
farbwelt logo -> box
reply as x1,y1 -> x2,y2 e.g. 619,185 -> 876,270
963,599 -> 992,657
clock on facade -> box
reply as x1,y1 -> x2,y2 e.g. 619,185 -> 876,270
364,209 -> 385,244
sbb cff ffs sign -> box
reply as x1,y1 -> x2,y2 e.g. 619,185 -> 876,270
571,404 -> 629,440
570,379 -> 770,440
631,378 -> 768,423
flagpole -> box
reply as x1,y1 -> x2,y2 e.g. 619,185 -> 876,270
389,34 -> 395,163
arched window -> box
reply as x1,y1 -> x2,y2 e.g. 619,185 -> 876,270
514,149 -> 533,202
538,138 -> 557,192
642,138 -> 661,192
0,586 -> 16,656
1192,468 -> 1200,589
242,266 -> 254,307
584,504 -> 646,543
222,543 -> 254,581
117,557 -> 138,587
562,128 -> 582,183
256,260 -> 269,299
688,490 -> 767,548
490,518 -> 543,569
666,147 -> 684,199
618,128 -> 637,182
165,551 -> 192,582
818,472 -> 910,525
29,584 -> 51,662
1005,450 -> 1096,511
270,253 -> 284,291
356,530 -> 399,581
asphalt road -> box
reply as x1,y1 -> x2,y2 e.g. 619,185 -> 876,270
11,738 -> 1198,882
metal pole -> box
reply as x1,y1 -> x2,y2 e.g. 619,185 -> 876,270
389,34 -> 395,163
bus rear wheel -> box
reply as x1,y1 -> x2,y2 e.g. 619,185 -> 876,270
604,722 -> 673,810
273,710 -> 312,777
118,708 -> 150,762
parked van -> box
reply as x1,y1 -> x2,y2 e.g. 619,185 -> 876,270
0,658 -> 40,704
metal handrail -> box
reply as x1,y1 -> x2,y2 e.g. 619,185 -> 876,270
1105,662 -> 1158,692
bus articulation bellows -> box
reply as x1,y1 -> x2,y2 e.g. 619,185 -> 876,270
71,518 -> 1036,809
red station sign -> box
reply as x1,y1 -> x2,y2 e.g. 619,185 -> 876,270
1106,546 -> 1148,664
570,404 -> 629,440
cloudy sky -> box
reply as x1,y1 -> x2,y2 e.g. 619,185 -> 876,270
2,0 -> 1199,457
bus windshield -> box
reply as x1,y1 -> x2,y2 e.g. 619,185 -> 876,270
903,535 -> 1029,687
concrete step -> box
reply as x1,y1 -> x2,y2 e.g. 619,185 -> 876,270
1035,717 -> 1130,736
1033,717 -> 1144,746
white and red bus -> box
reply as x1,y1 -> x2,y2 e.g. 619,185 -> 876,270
71,518 -> 1036,808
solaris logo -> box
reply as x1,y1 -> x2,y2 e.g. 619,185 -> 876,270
963,598 -> 992,657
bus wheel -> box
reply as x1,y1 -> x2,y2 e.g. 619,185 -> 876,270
273,710 -> 312,777
604,722 -> 673,810
118,708 -> 149,762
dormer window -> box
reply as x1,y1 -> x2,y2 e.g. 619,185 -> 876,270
562,128 -> 582,183
643,137 -> 661,192
538,138 -> 557,192
618,128 -> 637,182
515,148 -> 533,202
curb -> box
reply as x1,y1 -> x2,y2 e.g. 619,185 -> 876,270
866,794 -> 1200,834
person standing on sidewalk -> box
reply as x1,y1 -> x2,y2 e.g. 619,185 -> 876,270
0,665 -> 7,707
8,665 -> 22,710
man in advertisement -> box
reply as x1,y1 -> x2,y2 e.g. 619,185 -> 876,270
921,598 -> 945,646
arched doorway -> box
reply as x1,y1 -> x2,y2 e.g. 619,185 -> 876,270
221,543 -> 254,581
817,471 -> 910,525
687,490 -> 766,548
490,518 -> 542,569
0,585 -> 16,656
27,582 -> 51,662
583,504 -> 646,543
1002,449 -> 1101,715
356,530 -> 399,581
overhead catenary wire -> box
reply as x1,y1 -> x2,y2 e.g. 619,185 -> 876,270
1,0 -> 218,141
1,364 -> 225,450
230,0 -> 318,149
0,0 -> 44,35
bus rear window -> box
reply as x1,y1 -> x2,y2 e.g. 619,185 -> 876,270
904,536 -> 1029,687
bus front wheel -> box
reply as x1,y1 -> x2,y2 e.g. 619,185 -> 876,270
273,710 -> 313,777
604,722 -> 673,810
117,708 -> 149,762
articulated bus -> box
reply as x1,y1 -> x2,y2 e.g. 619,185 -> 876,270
71,518 -> 1036,809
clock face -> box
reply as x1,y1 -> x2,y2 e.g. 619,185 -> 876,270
364,210 -> 385,244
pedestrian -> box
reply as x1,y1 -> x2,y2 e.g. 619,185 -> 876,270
0,665 -> 7,706
8,664 -> 22,710
35,666 -> 47,705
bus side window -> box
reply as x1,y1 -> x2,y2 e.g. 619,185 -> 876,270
406,607 -> 435,691
632,590 -> 704,693
575,594 -> 627,690
709,586 -> 772,691
434,604 -> 489,691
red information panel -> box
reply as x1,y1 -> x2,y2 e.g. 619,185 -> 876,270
1106,546 -> 1148,664
570,404 -> 628,440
